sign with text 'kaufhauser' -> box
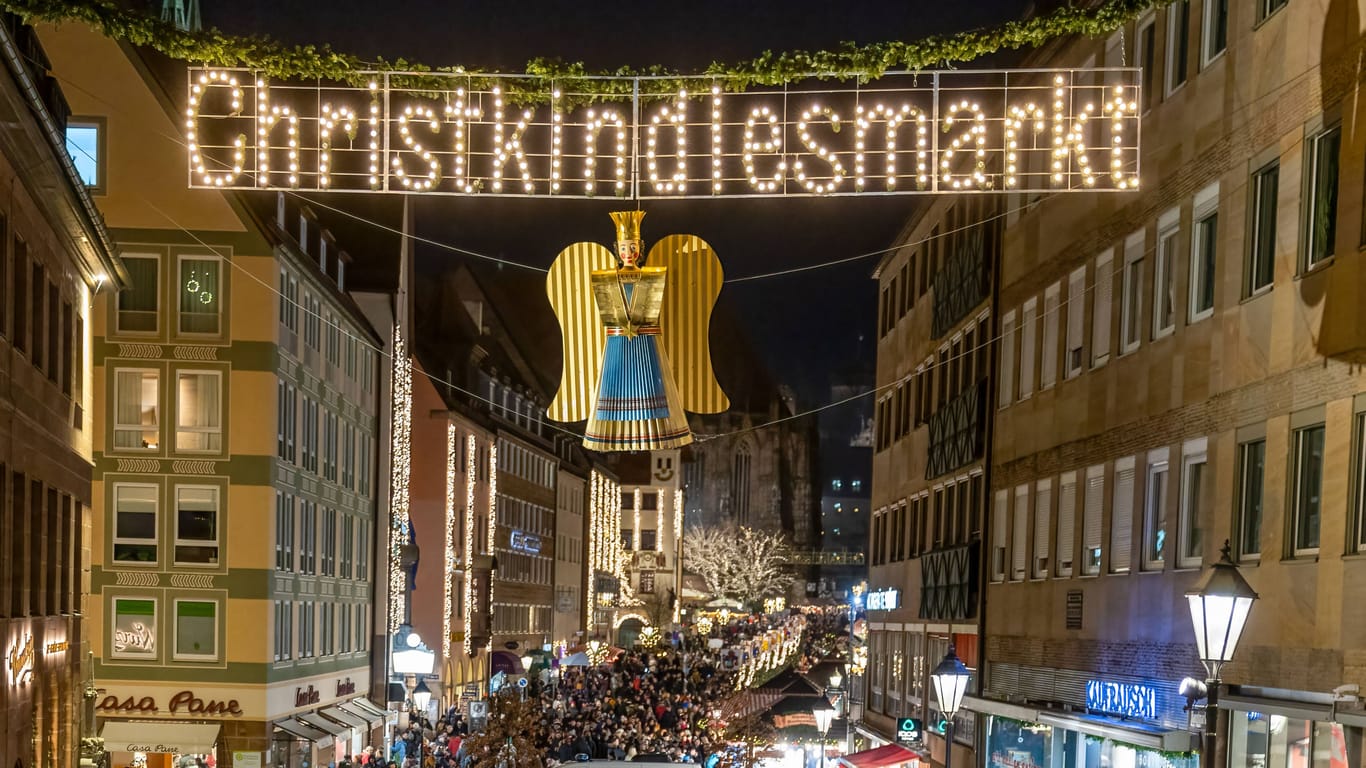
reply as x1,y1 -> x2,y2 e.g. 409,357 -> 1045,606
185,68 -> 1141,198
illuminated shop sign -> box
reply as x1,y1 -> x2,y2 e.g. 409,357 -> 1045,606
112,598 -> 157,658
185,67 -> 1142,198
1085,680 -> 1156,720
7,635 -> 33,685
510,530 -> 542,554
867,588 -> 900,611
96,689 -> 245,717
897,717 -> 923,744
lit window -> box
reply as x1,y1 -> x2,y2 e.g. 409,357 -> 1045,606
174,486 -> 219,566
112,598 -> 158,659
176,371 -> 222,452
113,484 -> 158,564
114,369 -> 159,450
65,119 -> 103,192
179,257 -> 221,334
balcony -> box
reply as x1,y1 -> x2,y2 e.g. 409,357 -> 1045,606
919,541 -> 979,621
931,225 -> 991,339
925,378 -> 986,479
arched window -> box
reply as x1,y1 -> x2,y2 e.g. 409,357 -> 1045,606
732,444 -> 752,524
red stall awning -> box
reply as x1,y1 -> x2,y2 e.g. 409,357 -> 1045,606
836,744 -> 921,768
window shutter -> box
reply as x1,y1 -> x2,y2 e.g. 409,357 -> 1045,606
998,311 -> 1016,407
1012,485 -> 1029,580
1093,253 -> 1113,363
1084,465 -> 1105,569
1111,458 -> 1136,572
992,490 -> 1008,581
1041,285 -> 1060,388
1034,479 -> 1053,576
1057,471 -> 1077,573
1020,299 -> 1037,398
1066,267 -> 1086,375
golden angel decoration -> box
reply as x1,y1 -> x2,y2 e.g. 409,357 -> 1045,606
547,211 -> 728,451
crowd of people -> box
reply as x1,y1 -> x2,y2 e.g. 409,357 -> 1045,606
358,608 -> 847,768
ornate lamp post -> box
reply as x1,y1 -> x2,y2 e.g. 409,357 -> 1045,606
929,647 -> 969,768
813,708 -> 836,768
1186,542 -> 1258,768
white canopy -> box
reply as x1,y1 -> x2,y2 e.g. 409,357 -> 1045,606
100,721 -> 221,755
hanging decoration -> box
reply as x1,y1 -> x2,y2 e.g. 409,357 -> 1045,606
1,0 -> 1168,94
547,211 -> 728,452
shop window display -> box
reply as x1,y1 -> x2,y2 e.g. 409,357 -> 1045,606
1228,712 -> 1350,768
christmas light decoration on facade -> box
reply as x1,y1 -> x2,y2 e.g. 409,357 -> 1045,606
387,327 -> 413,634
633,488 -> 642,551
463,433 -> 476,656
487,442 -> 499,617
443,422 -> 457,663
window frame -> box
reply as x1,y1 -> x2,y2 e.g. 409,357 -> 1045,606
1164,0 -> 1191,96
173,484 -> 220,567
998,309 -> 1016,408
1353,410 -> 1366,554
1092,251 -> 1114,368
176,254 -> 223,336
1236,437 -> 1266,562
116,254 -> 160,335
111,596 -> 159,660
1040,282 -> 1060,390
1246,161 -> 1279,297
1178,437 -> 1208,569
1137,15 -> 1158,114
1082,464 -> 1105,576
65,116 -> 107,194
112,482 -> 159,566
1032,478 -> 1052,580
1190,183 -> 1220,322
1291,423 -> 1326,557
1018,298 -> 1037,401
1200,0 -> 1228,67
174,369 -> 224,455
172,597 -> 220,662
1056,471 -> 1077,578
1142,448 -> 1170,571
1256,0 -> 1288,25
1119,230 -> 1145,355
113,368 -> 161,452
1153,209 -> 1180,339
1303,123 -> 1342,273
1065,266 -> 1086,379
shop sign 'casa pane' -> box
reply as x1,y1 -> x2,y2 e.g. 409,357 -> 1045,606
186,67 -> 1140,198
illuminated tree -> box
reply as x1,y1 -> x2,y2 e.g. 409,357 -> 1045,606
683,525 -> 794,608
717,712 -> 780,768
461,689 -> 542,768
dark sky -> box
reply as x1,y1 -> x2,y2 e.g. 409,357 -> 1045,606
209,0 -> 1025,404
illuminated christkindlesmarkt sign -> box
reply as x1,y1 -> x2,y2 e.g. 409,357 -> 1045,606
186,67 -> 1141,198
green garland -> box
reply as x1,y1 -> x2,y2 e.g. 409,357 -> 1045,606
1,0 -> 1169,99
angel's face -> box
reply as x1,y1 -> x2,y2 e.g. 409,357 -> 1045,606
617,238 -> 642,266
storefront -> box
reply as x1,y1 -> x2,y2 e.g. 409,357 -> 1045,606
271,717 -> 331,768
99,721 -> 223,768
1221,688 -> 1357,768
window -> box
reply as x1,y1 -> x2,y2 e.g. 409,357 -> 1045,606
1153,210 -> 1179,338
991,490 -> 1008,582
118,255 -> 159,333
1165,0 -> 1189,94
1191,184 -> 1219,320
1179,438 -> 1207,568
113,484 -> 158,564
12,238 -> 25,352
1011,485 -> 1028,581
66,119 -> 105,191
174,486 -> 219,566
1056,471 -> 1077,577
1291,424 -> 1325,555
1304,125 -> 1341,271
1083,465 -> 1105,575
1040,284 -> 1060,389
112,597 -> 158,659
178,257 -> 221,334
114,370 -> 159,450
620,529 -> 634,550
1244,162 -> 1279,296
1201,0 -> 1227,65
174,599 -> 218,661
638,571 -> 655,593
1138,18 -> 1157,112
175,371 -> 222,452
1120,231 -> 1144,354
1092,252 -> 1113,366
1110,457 -> 1136,573
1143,450 -> 1170,570
274,601 -> 292,661
1065,267 -> 1086,378
1033,479 -> 1052,579
300,501 -> 317,574
322,508 -> 336,576
1237,439 -> 1266,560
299,601 -> 314,658
275,492 -> 295,571
1257,0 -> 1288,23
1019,299 -> 1037,400
640,529 -> 658,551
998,310 -> 1016,407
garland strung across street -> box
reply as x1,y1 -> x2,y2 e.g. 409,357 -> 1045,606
2,0 -> 1168,91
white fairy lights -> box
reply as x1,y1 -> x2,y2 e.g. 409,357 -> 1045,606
188,67 -> 1141,196
387,326 -> 413,634
462,433 -> 477,656
443,423 -> 457,663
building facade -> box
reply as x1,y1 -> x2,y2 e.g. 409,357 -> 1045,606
610,451 -> 685,646
41,22 -> 387,767
0,13 -> 122,768
975,3 -> 1366,768
866,196 -> 1000,768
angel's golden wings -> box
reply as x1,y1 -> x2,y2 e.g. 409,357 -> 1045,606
546,234 -> 729,423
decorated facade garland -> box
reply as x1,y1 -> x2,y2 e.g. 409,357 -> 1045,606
3,0 -> 1169,100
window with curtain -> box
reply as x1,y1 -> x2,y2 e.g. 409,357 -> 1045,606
1305,126 -> 1341,271
114,370 -> 159,450
174,486 -> 219,565
176,372 -> 222,452
179,257 -> 220,334
118,255 -> 158,333
113,484 -> 158,564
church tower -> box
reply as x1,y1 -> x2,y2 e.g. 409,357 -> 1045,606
160,0 -> 201,31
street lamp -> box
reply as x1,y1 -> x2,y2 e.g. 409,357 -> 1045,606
930,647 -> 970,768
829,671 -> 843,690
413,678 -> 432,712
813,708 -> 836,768
1186,541 -> 1258,768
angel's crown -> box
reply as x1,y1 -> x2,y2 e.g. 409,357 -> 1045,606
610,210 -> 646,243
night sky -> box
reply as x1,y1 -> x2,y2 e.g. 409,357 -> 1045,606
209,0 -> 1026,404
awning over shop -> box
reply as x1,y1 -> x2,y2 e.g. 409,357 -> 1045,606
338,699 -> 385,727
347,697 -> 389,719
1036,712 -> 1199,753
273,718 -> 331,744
835,743 -> 920,768
296,711 -> 350,738
101,721 -> 222,754
321,705 -> 370,730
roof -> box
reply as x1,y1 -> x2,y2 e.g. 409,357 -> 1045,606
836,744 -> 921,768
